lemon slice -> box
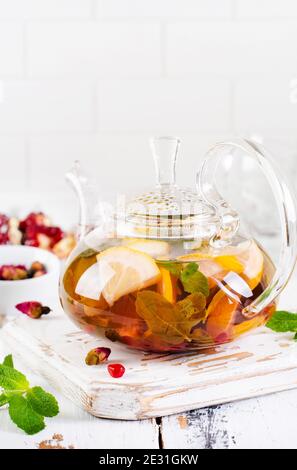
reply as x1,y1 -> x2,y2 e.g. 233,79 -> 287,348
96,246 -> 161,306
122,239 -> 170,258
240,240 -> 264,289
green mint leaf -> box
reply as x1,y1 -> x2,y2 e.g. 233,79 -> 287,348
294,333 -> 297,341
266,311 -> 297,333
0,364 -> 29,392
2,354 -> 14,368
0,393 -> 8,407
26,386 -> 59,418
157,261 -> 183,278
180,262 -> 209,297
8,395 -> 45,435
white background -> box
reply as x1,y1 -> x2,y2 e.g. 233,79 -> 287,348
1,0 -> 297,226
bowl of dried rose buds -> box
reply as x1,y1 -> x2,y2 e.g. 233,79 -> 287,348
0,245 -> 60,315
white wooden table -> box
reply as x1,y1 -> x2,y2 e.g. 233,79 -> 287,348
0,269 -> 297,449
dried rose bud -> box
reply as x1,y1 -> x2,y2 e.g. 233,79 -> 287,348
0,265 -> 28,281
0,233 -> 9,244
0,214 -> 9,227
0,214 -> 9,245
85,347 -> 111,365
30,261 -> 46,272
19,212 -> 51,231
15,301 -> 51,319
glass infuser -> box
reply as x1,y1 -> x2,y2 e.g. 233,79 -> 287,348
60,138 -> 297,353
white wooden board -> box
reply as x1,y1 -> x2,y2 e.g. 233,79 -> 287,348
1,309 -> 297,420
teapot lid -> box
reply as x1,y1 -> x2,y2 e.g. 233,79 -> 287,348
117,137 -> 221,240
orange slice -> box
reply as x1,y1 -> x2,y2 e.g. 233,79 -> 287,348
233,315 -> 265,337
206,291 -> 239,342
179,240 -> 264,290
96,246 -> 161,306
157,267 -> 176,303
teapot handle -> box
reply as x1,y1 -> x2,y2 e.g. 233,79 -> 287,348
197,138 -> 297,317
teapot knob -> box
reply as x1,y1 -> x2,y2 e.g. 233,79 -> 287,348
197,138 -> 297,317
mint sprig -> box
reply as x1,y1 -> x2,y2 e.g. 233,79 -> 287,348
266,310 -> 297,342
9,395 -> 46,435
0,355 -> 59,435
180,262 -> 210,297
157,260 -> 210,297
3,354 -> 13,368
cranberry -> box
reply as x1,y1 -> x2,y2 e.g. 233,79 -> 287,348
107,363 -> 125,378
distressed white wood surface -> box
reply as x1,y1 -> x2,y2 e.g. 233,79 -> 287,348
161,389 -> 297,449
0,342 -> 159,449
2,305 -> 297,421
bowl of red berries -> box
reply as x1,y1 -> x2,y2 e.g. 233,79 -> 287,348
0,211 -> 76,315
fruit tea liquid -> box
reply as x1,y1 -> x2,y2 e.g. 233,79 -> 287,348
61,238 -> 276,353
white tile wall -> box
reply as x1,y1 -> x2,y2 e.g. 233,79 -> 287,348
26,22 -> 161,78
95,0 -> 233,19
0,23 -> 23,77
234,79 -> 297,133
237,0 -> 297,18
0,0 -> 92,19
167,21 -> 297,79
0,0 -> 296,226
96,79 -> 231,132
0,81 -> 94,132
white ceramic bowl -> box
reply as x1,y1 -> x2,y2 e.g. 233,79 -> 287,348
0,245 -> 61,315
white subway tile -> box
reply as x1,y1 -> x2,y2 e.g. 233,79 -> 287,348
0,136 -> 27,191
0,23 -> 23,77
28,134 -> 156,195
0,0 -> 91,19
28,133 -> 231,201
96,0 -> 232,18
237,0 -> 297,18
0,81 -> 94,132
26,22 -> 161,78
96,79 -> 231,132
167,21 -> 297,79
234,79 -> 297,133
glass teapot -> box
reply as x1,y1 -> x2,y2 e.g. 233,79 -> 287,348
60,138 -> 297,353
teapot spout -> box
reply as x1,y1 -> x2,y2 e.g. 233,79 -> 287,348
66,161 -> 99,239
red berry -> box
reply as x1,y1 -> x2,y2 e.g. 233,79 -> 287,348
107,363 -> 125,378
